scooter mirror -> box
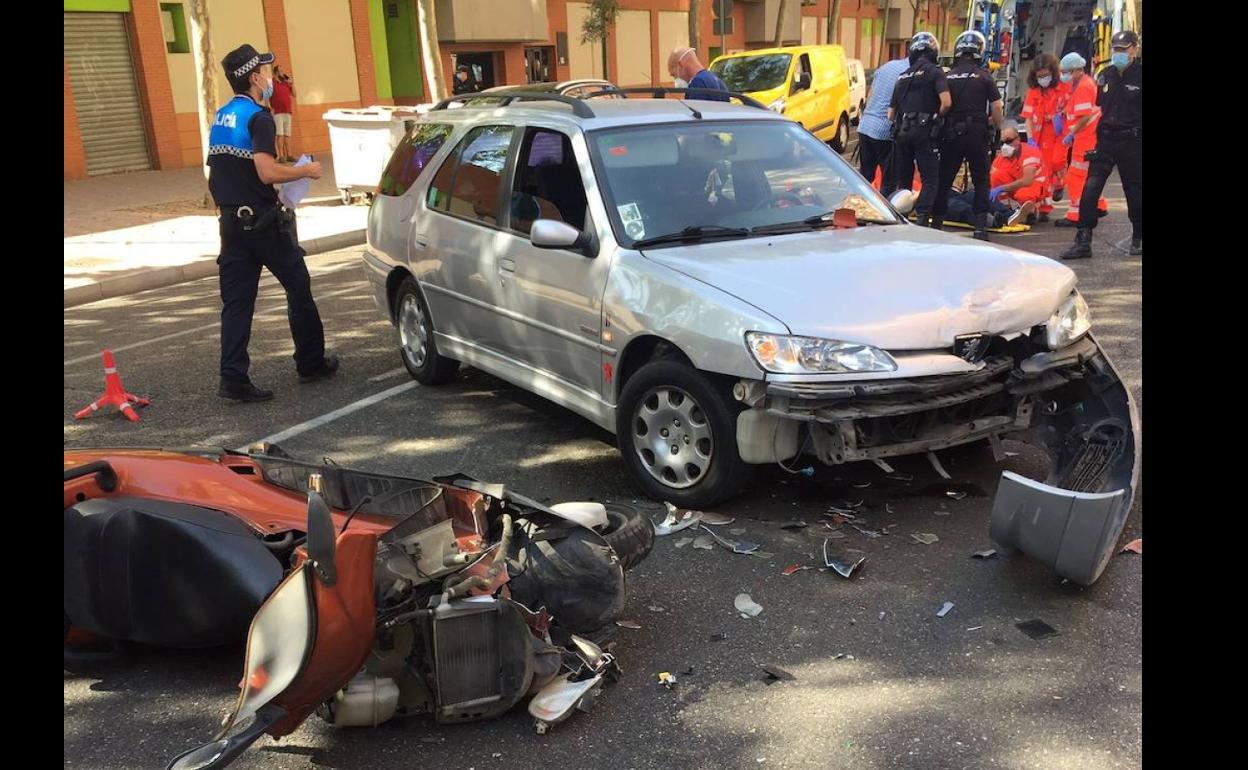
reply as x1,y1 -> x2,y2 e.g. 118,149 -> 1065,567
889,189 -> 917,215
306,474 -> 337,586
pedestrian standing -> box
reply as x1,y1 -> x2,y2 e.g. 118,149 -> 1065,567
888,31 -> 952,227
857,55 -> 909,197
668,47 -> 730,102
270,64 -> 295,162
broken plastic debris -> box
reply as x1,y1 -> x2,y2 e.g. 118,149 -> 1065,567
734,593 -> 763,617
797,466 -> 814,477
823,539 -> 866,578
852,481 -> 872,489
709,633 -> 727,641
831,653 -> 856,661
760,664 -> 796,684
946,490 -> 967,500
1121,538 -> 1142,555
655,503 -> 701,536
873,458 -> 896,474
926,451 -> 952,480
657,672 -> 676,688
844,500 -> 865,509
879,611 -> 886,620
749,551 -> 774,559
673,537 -> 694,549
972,549 -> 998,560
886,473 -> 915,482
911,533 -> 939,545
779,520 -> 808,530
966,626 -> 983,631
702,525 -> 761,554
728,527 -> 747,535
782,563 -> 812,576
852,524 -> 883,539
1016,619 -> 1059,640
692,534 -> 715,550
937,601 -> 955,618
698,510 -> 736,526
616,620 -> 641,629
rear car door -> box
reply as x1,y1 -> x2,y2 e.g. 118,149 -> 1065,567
420,124 -> 519,354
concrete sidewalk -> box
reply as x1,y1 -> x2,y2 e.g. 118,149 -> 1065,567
65,154 -> 370,308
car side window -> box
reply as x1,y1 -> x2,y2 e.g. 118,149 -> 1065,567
509,128 -> 588,235
793,54 -> 813,94
433,125 -> 515,226
379,123 -> 453,197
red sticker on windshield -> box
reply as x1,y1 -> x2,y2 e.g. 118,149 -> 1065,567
609,146 -> 628,156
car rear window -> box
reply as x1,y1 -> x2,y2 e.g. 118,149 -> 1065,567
378,123 -> 452,197
431,125 -> 515,226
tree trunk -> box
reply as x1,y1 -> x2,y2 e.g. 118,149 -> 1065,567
827,0 -> 843,44
416,0 -> 447,102
689,0 -> 700,57
185,0 -> 218,206
878,0 -> 891,67
774,0 -> 789,47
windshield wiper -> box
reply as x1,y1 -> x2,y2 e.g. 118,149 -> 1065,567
632,225 -> 751,249
750,211 -> 898,235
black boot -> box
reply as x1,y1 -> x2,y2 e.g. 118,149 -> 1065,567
1129,232 -> 1142,256
972,213 -> 990,241
1060,228 -> 1093,260
219,379 -> 274,402
929,216 -> 944,230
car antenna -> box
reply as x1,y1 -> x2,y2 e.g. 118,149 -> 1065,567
676,99 -> 702,119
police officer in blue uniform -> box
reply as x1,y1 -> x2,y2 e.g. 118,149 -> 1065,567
210,45 -> 337,402
930,30 -> 1004,241
888,31 -> 952,227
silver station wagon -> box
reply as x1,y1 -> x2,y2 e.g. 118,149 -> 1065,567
361,91 -> 1139,585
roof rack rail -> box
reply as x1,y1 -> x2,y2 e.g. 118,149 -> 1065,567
430,91 -> 596,119
582,86 -> 767,111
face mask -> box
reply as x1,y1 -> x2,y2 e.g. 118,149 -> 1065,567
1038,75 -> 1052,87
260,76 -> 274,100
1111,52 -> 1130,70
1060,72 -> 1073,84
674,77 -> 688,89
1000,143 -> 1016,157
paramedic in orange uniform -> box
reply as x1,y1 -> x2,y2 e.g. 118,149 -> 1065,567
989,124 -> 1046,214
1020,53 -> 1068,220
1054,52 -> 1107,227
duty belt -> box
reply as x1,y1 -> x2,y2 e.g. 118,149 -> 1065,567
222,204 -> 292,232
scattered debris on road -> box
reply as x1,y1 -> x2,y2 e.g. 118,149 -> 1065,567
911,533 -> 940,545
782,564 -> 812,576
1121,538 -> 1142,555
937,601 -> 955,618
734,594 -> 764,618
760,664 -> 796,684
972,549 -> 998,559
616,620 -> 641,629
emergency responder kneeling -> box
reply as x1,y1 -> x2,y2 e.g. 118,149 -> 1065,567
989,123 -> 1046,223
929,30 -> 1004,241
888,31 -> 951,228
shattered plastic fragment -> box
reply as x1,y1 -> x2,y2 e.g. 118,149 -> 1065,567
972,549 -> 998,560
616,620 -> 641,629
927,451 -> 952,480
780,520 -> 808,530
709,633 -> 727,641
911,533 -> 939,545
852,481 -> 872,489
673,537 -> 694,549
655,503 -> 701,536
749,551 -> 774,559
853,524 -> 883,539
729,528 -> 747,535
823,539 -> 866,578
946,490 -> 967,500
734,593 -> 763,617
1016,619 -> 1059,640
1121,538 -> 1142,555
692,534 -> 715,550
966,626 -> 983,631
658,672 -> 676,688
782,564 -> 812,576
937,601 -> 955,617
698,511 -> 736,526
831,653 -> 855,661
873,458 -> 896,474
885,503 -> 896,515
702,525 -> 761,554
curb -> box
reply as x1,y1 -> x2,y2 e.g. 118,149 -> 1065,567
63,229 -> 366,309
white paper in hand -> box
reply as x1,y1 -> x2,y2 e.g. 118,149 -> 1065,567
278,154 -> 313,209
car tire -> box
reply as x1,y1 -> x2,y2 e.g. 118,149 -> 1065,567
615,360 -> 752,509
831,113 -> 850,152
598,503 -> 655,571
395,276 -> 459,385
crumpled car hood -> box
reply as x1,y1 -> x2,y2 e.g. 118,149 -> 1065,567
641,226 -> 1076,349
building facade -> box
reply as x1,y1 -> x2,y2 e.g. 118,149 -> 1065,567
65,0 -> 961,179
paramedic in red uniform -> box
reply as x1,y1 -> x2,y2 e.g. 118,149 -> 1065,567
1054,52 -> 1107,227
989,124 -> 1046,218
1020,53 -> 1067,221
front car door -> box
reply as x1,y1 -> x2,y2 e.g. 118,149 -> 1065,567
491,124 -> 613,419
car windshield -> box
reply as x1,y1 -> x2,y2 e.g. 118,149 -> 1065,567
710,54 -> 792,92
588,120 -> 899,248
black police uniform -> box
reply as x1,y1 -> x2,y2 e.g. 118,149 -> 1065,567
889,58 -> 950,224
1077,58 -> 1142,235
931,57 -> 1001,234
208,90 -> 326,390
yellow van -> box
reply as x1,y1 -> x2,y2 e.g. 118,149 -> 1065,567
709,45 -> 854,151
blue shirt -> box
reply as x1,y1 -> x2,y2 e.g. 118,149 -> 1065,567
688,69 -> 730,102
858,58 -> 909,141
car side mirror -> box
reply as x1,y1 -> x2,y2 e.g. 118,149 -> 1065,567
791,72 -> 811,94
889,189 -> 917,216
305,473 -> 337,586
531,219 -> 597,257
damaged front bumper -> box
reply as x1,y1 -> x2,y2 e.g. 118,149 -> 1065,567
735,335 -> 1139,585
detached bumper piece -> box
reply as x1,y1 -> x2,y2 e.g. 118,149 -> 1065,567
989,337 -> 1139,585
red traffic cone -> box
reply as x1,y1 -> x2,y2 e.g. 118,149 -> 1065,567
74,350 -> 150,423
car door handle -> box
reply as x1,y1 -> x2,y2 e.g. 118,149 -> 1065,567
498,258 -> 516,274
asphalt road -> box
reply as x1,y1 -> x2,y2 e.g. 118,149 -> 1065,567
64,171 -> 1141,770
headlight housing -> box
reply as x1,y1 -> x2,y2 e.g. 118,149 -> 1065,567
1044,291 -> 1092,349
746,332 -> 898,374
768,97 -> 786,114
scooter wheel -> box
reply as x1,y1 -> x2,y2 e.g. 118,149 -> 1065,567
599,504 -> 654,571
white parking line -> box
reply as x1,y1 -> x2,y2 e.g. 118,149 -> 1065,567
235,381 -> 416,451
64,283 -> 367,366
367,366 -> 406,382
